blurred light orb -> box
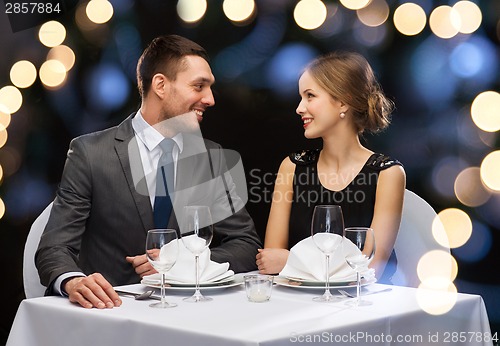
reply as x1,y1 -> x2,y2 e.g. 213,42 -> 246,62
480,151 -> 500,191
0,129 -> 8,148
357,0 -> 389,27
87,64 -> 130,111
40,60 -> 67,89
177,0 -> 207,23
393,3 -> 426,36
471,91 -> 500,132
10,60 -> 37,88
453,0 -> 481,34
266,43 -> 318,97
339,0 -> 370,10
294,0 -> 327,30
417,250 -> 458,283
434,208 -> 472,248
429,5 -> 461,39
454,167 -> 491,207
86,0 -> 114,24
417,278 -> 457,315
0,86 -> 23,114
47,45 -> 76,72
0,107 -> 11,131
412,37 -> 461,105
223,0 -> 255,23
450,42 -> 482,78
0,198 -> 5,219
450,36 -> 498,90
38,21 -> 66,47
0,165 -> 3,182
453,221 -> 492,263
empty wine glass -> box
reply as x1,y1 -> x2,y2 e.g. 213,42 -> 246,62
181,205 -> 214,302
310,205 -> 344,303
343,227 -> 375,306
145,228 -> 179,308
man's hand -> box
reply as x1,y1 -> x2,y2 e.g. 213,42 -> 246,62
126,254 -> 157,278
64,273 -> 121,309
256,248 -> 290,275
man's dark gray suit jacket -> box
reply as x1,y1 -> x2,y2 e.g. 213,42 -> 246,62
35,113 -> 262,293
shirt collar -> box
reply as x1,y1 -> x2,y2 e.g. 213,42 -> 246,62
132,110 -> 184,153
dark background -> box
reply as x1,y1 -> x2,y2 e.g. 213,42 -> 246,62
1,0 -> 499,343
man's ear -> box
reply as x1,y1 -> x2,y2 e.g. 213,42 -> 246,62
151,73 -> 167,99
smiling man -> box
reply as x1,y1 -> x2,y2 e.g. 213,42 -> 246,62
35,35 -> 261,309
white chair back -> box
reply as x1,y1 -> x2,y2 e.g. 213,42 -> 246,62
23,202 -> 53,298
392,190 -> 450,287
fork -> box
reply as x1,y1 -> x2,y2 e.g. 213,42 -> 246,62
338,287 -> 392,298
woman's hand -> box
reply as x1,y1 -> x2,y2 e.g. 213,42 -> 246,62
256,248 -> 290,275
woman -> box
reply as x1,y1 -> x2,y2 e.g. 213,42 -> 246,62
256,52 -> 406,283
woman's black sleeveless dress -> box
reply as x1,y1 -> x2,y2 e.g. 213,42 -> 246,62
287,149 -> 402,284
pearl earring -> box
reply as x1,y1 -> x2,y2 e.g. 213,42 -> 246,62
340,112 -> 346,119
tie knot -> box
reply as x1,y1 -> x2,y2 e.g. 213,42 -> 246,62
158,138 -> 175,153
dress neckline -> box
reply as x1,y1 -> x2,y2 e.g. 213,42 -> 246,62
315,153 -> 377,193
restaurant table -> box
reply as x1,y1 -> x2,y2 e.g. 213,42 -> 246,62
7,280 -> 493,346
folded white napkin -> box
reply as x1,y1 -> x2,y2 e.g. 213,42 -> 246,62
280,236 -> 375,282
143,238 -> 234,284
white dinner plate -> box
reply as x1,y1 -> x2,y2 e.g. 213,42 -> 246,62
274,276 -> 376,289
141,275 -> 244,290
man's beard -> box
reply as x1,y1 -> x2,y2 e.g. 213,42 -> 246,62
154,109 -> 200,137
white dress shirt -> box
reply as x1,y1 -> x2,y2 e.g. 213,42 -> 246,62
131,110 -> 183,206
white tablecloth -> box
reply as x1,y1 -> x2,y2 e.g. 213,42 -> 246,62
7,282 -> 493,346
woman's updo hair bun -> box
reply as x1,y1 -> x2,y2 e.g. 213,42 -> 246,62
306,51 -> 394,134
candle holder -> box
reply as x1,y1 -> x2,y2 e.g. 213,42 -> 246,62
244,274 -> 274,303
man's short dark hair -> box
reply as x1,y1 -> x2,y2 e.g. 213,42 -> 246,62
136,34 -> 209,98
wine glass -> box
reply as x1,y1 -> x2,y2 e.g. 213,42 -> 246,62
310,205 -> 344,303
343,227 -> 375,306
145,228 -> 179,308
181,205 -> 214,302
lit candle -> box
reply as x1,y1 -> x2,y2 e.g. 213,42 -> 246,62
248,287 -> 270,302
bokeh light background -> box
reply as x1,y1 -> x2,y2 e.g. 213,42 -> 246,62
0,0 -> 499,341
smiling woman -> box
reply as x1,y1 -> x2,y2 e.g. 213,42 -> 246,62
257,51 -> 406,284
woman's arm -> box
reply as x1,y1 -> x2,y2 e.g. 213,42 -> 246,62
369,165 -> 406,278
256,157 -> 295,274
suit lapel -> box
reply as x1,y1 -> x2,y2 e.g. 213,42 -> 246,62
114,113 -> 154,233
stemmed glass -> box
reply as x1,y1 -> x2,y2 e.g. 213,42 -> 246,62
310,205 -> 344,302
181,205 -> 214,302
343,227 -> 375,306
145,228 -> 179,308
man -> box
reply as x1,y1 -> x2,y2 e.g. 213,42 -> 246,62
35,35 -> 262,309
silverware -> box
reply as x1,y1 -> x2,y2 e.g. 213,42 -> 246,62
338,287 -> 392,298
115,289 -> 160,300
